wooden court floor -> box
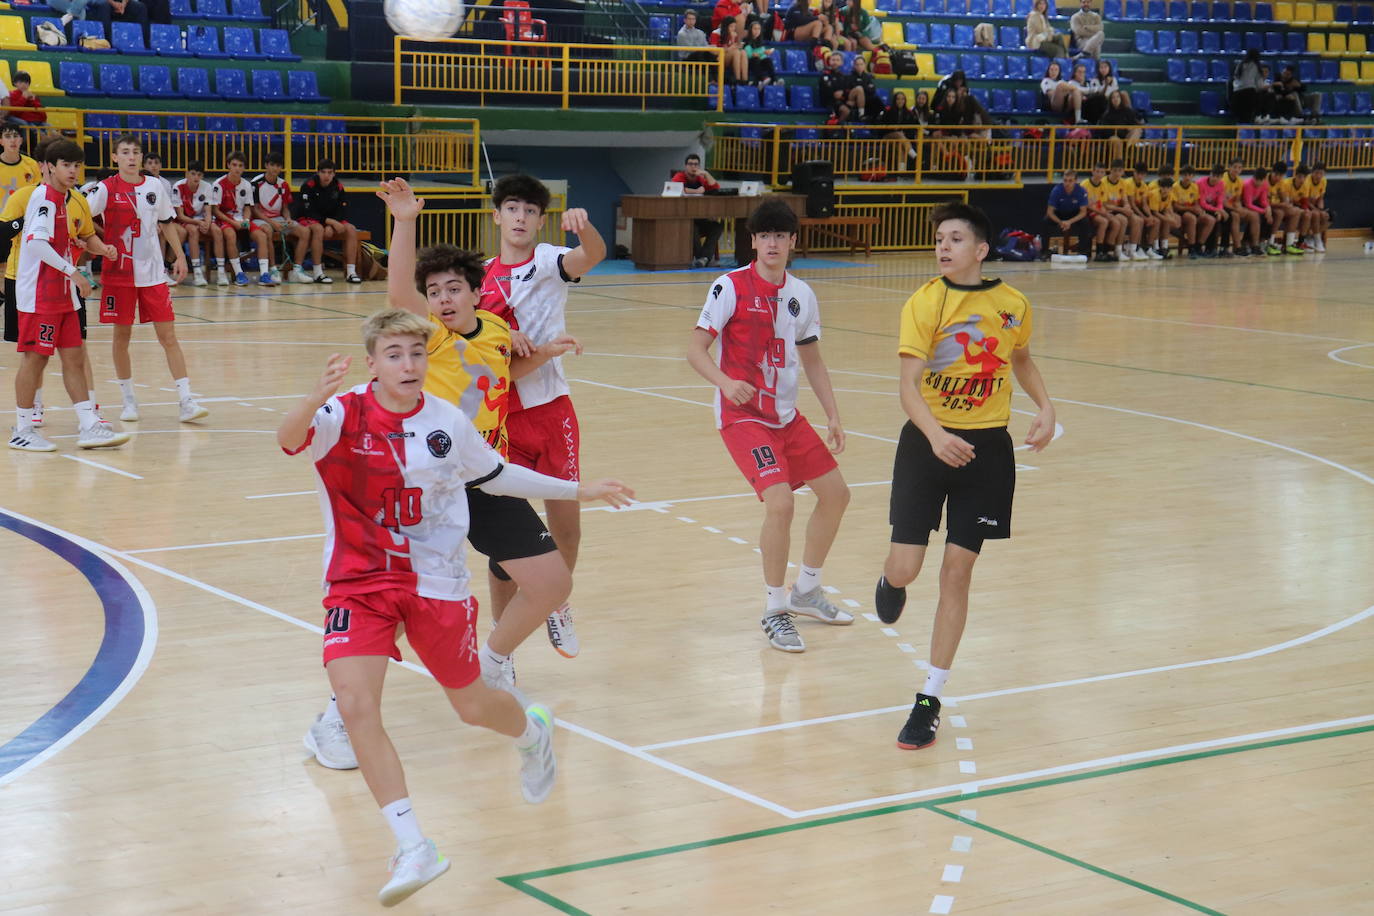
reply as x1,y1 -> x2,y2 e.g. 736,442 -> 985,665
2,246 -> 1373,915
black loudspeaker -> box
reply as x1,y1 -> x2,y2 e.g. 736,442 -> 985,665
790,160 -> 836,218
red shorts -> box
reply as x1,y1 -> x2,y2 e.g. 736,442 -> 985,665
321,588 -> 481,689
16,310 -> 82,355
100,284 -> 175,325
216,219 -> 246,234
506,395 -> 580,482
721,413 -> 838,499
297,217 -> 320,227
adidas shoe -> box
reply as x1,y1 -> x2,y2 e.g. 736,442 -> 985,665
216,270 -> 230,287
788,585 -> 853,625
8,427 -> 56,452
761,611 -> 804,652
314,272 -> 334,284
378,839 -> 450,907
76,423 -> 130,449
518,705 -> 557,804
179,397 -> 209,422
303,713 -> 358,770
120,401 -> 140,422
874,576 -> 907,624
545,603 -> 579,658
896,693 -> 942,750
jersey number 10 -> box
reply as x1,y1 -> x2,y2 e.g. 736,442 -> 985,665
380,486 -> 423,528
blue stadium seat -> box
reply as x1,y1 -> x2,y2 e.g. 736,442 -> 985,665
1299,60 -> 1318,82
1329,91 -> 1351,114
993,0 -> 1013,13
1123,0 -> 1144,17
231,0 -> 270,21
794,128 -> 820,144
710,83 -> 728,112
99,63 -> 143,97
648,15 -> 670,42
1335,3 -> 1354,20
1224,31 -> 1242,53
1201,31 -> 1219,53
188,25 -> 229,58
1319,60 -> 1339,81
928,23 -> 952,46
998,25 -> 1018,47
1156,30 -> 1175,53
165,115 -> 203,140
288,70 -> 329,103
922,0 -> 942,10
1179,30 -> 1197,53
1135,30 -> 1154,52
841,50 -> 858,72
877,0 -> 899,10
1187,59 -> 1207,81
86,112 -> 121,139
969,0 -> 991,15
251,69 -> 285,101
1146,0 -> 1165,17
1167,57 -> 1186,81
935,53 -> 957,74
223,26 -> 266,59
206,116 -> 240,145
1265,31 -> 1282,53
1103,0 -> 1121,14
905,23 -> 928,44
1243,31 -> 1263,52
1006,55 -> 1029,78
1168,0 -> 1186,17
169,0 -> 199,17
1232,0 -> 1252,19
1131,89 -> 1155,114
215,68 -> 251,99
732,84 -> 759,110
959,54 -> 982,77
33,17 -> 76,51
177,66 -> 219,99
953,24 -> 974,45
1013,89 -> 1038,112
781,49 -> 808,74
982,55 -> 1005,78
1354,91 -> 1372,113
150,23 -> 194,57
1254,1 -> 1273,18
1358,4 -> 1373,22
1190,0 -> 1208,16
139,64 -> 181,97
874,88 -> 891,109
111,21 -> 149,54
244,116 -> 280,137
991,88 -> 1013,112
971,88 -> 990,109
258,29 -> 302,63
1211,59 -> 1230,81
789,84 -> 816,111
59,61 -> 103,96
125,114 -> 160,143
1199,89 -> 1224,115
72,20 -> 118,54
1285,32 -> 1305,53
196,0 -> 236,20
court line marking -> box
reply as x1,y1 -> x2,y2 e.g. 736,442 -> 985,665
246,490 -> 316,500
125,533 -> 325,554
59,455 -> 145,480
0,509 -> 159,787
497,722 -> 1374,913
1327,343 -> 1374,369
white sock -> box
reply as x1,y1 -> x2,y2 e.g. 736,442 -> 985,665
88,389 -> 97,405
33,389 -> 42,410
60,11 -> 74,24
481,643 -> 508,672
795,564 -> 822,594
922,665 -> 951,698
191,259 -> 202,269
515,711 -> 541,750
175,377 -> 192,399
346,263 -> 357,277
1115,244 -> 1123,256
313,264 -> 325,277
15,406 -> 34,430
1286,231 -> 1296,245
117,378 -> 136,403
321,695 -> 342,724
74,400 -> 97,430
765,584 -> 789,612
229,257 -> 243,274
380,798 -> 425,849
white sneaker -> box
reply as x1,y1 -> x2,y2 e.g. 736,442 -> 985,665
761,611 -> 805,652
77,424 -> 131,449
481,654 -> 527,706
192,268 -> 208,287
120,402 -> 140,422
518,705 -> 557,804
216,270 -> 230,287
8,427 -> 56,451
1314,238 -> 1326,252
1146,248 -> 1164,260
179,397 -> 209,422
788,585 -> 855,625
289,267 -> 313,284
545,603 -> 579,658
302,713 -> 358,770
378,839 -> 450,908
1116,250 -> 1129,262
1131,248 -> 1149,261
270,267 -> 283,285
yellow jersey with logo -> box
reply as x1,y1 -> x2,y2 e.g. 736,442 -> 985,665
898,276 -> 1033,430
1131,178 -> 1153,208
1171,182 -> 1200,208
1144,184 -> 1168,212
1222,172 -> 1245,204
1306,175 -> 1327,203
424,310 -> 513,457
0,154 -> 39,215
1084,179 -> 1111,211
1103,176 -> 1129,207
2,184 -> 95,281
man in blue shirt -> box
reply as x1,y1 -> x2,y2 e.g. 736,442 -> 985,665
1040,169 -> 1093,258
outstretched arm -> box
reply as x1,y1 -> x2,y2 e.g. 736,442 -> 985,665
278,353 -> 351,453
558,208 -> 606,279
377,178 -> 428,317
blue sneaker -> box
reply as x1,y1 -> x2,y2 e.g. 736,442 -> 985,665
259,272 -> 277,286
234,271 -> 250,286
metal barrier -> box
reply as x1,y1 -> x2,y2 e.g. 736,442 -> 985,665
712,189 -> 969,254
64,109 -> 480,187
385,190 -> 569,254
393,37 -> 724,111
710,123 -> 1374,187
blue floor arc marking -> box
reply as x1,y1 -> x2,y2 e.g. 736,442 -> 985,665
0,509 -> 159,786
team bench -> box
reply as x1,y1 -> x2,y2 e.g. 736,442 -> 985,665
798,216 -> 880,257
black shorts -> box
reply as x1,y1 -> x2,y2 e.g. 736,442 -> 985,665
2,277 -> 86,343
465,486 -> 558,581
889,422 -> 1015,554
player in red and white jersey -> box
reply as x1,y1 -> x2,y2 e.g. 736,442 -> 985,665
478,173 -> 605,658
279,308 -> 631,906
250,151 -> 312,285
172,160 -> 224,288
687,199 -> 851,653
86,132 -> 207,425
9,139 -> 128,452
211,149 -> 274,287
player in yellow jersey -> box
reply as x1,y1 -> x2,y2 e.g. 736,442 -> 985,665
1265,161 -> 1305,255
1103,159 -> 1144,260
1083,162 -> 1124,262
875,202 -> 1055,750
1172,165 -> 1215,259
1130,161 -> 1164,259
0,126 -> 39,214
1300,161 -> 1330,252
297,177 -> 584,771
1148,172 -> 1181,258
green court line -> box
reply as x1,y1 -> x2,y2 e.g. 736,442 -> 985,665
926,806 -> 1226,915
498,722 -> 1374,912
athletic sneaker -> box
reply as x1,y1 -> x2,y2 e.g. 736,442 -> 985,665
259,271 -> 277,286
1131,248 -> 1149,261
546,603 -> 579,658
1145,248 -> 1163,260
288,268 -> 313,284
1188,249 -> 1201,260
120,401 -> 139,422
192,267 -> 208,287
76,424 -> 130,449
303,713 -> 358,770
1313,237 -> 1326,252
269,266 -> 283,285
480,654 -> 527,706
896,693 -> 942,750
234,271 -> 250,286
8,427 -> 56,451
874,576 -> 907,624
518,705 -> 557,804
761,611 -> 805,652
216,270 -> 230,287
788,585 -> 854,624
1265,242 -> 1283,256
1285,244 -> 1304,255
378,839 -> 450,908
1218,249 -> 1234,258
179,397 -> 209,422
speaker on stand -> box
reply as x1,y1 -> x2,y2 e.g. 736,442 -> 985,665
790,159 -> 836,218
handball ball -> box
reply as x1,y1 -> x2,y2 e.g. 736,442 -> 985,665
385,0 -> 467,40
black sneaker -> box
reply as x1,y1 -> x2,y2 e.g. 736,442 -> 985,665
874,576 -> 907,625
897,693 -> 941,750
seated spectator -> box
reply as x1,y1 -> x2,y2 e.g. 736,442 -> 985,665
850,53 -> 877,119
911,89 -> 934,124
1069,0 -> 1104,60
713,19 -> 749,84
974,22 -> 996,47
840,0 -> 884,53
1040,169 -> 1094,256
818,0 -> 845,47
671,153 -> 725,267
1041,60 -> 1085,123
1242,166 -> 1279,255
1268,66 -> 1320,124
743,19 -> 778,84
1025,0 -> 1065,57
1082,58 -> 1117,123
676,9 -> 714,61
76,0 -> 152,44
938,85 -> 991,180
880,90 -> 921,167
820,50 -> 862,122
712,0 -> 748,33
1098,89 -> 1142,160
1229,47 -> 1265,123
783,0 -> 833,44
4,72 -> 51,137
1192,163 -> 1230,256
932,69 -> 967,117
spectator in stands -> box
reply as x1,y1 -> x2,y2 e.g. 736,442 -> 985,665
1268,66 -> 1320,125
911,89 -> 934,124
297,159 -> 361,284
931,69 -> 967,117
85,0 -> 152,44
1040,169 -> 1093,257
1082,58 -> 1117,123
783,0 -> 834,44
1230,47 -> 1266,123
1098,89 -> 1141,161
819,0 -> 846,48
880,90 -> 921,168
712,0 -> 748,34
1025,0 -> 1065,57
938,85 -> 990,181
5,73 -> 51,137
840,0 -> 884,53
1069,0 -> 1104,60
850,53 -> 878,119
671,153 -> 724,268
713,18 -> 749,84
743,19 -> 778,84
820,51 -> 862,122
676,9 -> 714,62
1040,60 -> 1085,124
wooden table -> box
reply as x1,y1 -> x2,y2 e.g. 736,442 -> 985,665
619,194 -> 806,271
798,216 -> 880,258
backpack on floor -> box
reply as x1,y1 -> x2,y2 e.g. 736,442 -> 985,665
357,241 -> 388,280
994,228 -> 1041,261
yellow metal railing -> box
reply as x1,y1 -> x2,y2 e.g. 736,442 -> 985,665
393,36 -> 725,111
710,123 -> 1374,187
61,108 -> 480,187
384,191 -> 569,253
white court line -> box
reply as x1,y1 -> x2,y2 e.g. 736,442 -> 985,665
1327,343 -> 1374,369
59,455 -> 144,480
246,490 -> 315,500
790,713 -> 1374,819
125,532 -> 324,554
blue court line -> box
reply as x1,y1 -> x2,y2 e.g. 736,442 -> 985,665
0,510 -> 158,784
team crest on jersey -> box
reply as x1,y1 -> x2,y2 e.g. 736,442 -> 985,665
787,297 -> 800,317
146,192 -> 157,205
998,310 -> 1022,329
426,430 -> 452,457
361,433 -> 374,451
712,283 -> 723,299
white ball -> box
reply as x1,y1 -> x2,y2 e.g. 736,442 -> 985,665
384,0 -> 467,41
